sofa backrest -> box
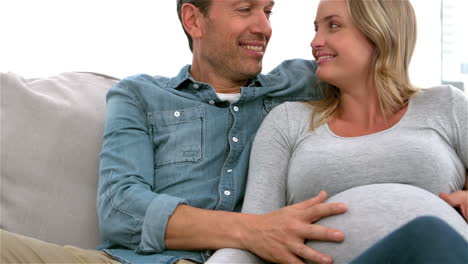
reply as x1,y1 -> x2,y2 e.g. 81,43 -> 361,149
0,72 -> 119,249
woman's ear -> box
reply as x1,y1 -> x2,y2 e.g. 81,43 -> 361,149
181,3 -> 205,39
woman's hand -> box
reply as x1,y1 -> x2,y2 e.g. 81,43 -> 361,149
439,191 -> 468,222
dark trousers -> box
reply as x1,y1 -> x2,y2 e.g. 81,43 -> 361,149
351,216 -> 468,264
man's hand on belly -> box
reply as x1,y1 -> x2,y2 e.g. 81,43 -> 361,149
242,191 -> 348,264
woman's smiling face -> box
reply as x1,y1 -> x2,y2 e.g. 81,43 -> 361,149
310,0 -> 375,88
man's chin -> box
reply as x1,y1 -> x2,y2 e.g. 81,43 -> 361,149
242,64 -> 262,78
240,71 -> 261,81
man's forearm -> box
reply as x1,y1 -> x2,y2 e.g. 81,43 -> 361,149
164,193 -> 347,264
165,204 -> 254,250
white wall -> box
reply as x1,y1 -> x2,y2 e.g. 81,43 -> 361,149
411,0 -> 442,87
0,0 -> 442,88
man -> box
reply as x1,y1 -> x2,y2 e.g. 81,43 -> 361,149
97,1 -> 346,264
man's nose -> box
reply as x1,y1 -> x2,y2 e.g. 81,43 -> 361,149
251,11 -> 272,38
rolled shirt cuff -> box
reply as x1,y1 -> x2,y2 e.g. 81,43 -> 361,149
137,194 -> 188,253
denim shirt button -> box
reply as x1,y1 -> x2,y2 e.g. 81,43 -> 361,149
208,100 -> 215,105
193,84 -> 199,89
233,106 -> 239,112
224,190 -> 231,196
227,169 -> 233,173
173,111 -> 181,117
232,137 -> 239,143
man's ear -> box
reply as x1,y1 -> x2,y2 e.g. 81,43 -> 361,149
181,3 -> 205,39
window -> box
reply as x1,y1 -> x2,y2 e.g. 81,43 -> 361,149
442,0 -> 467,92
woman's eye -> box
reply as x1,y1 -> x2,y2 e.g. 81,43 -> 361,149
330,23 -> 340,29
238,8 -> 251,13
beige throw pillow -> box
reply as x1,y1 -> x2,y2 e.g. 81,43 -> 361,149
0,72 -> 119,249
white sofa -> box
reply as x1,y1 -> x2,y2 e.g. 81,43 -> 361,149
0,72 -> 118,249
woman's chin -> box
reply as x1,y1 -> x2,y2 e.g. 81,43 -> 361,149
316,70 -> 335,86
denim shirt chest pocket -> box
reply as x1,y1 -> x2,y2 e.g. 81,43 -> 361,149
148,105 -> 205,167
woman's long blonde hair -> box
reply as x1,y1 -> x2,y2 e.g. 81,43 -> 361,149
309,0 -> 419,129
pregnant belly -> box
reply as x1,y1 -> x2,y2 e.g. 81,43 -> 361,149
306,183 -> 467,264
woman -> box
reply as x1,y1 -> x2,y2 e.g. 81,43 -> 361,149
207,0 -> 467,263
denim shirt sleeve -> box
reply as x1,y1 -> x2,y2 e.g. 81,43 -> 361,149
98,83 -> 187,254
263,59 -> 319,98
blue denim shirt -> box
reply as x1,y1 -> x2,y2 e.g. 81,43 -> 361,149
98,59 -> 319,264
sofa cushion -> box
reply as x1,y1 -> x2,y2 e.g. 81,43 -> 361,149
0,72 -> 119,249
